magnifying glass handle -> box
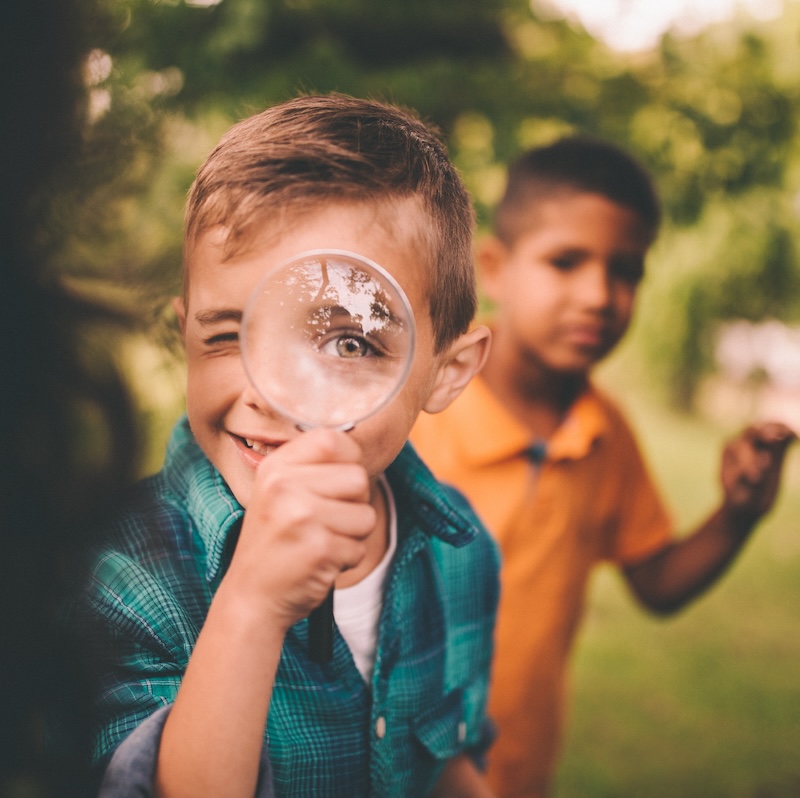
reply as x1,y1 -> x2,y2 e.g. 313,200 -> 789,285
308,589 -> 334,663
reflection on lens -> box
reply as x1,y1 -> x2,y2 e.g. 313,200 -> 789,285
241,250 -> 415,429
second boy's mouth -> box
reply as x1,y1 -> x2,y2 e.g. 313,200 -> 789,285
564,321 -> 616,352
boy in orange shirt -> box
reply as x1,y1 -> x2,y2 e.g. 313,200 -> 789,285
411,136 -> 795,798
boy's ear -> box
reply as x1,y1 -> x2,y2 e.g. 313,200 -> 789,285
172,296 -> 187,334
476,235 -> 509,300
423,326 -> 491,414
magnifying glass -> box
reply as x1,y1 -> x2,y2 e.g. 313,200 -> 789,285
240,249 -> 416,662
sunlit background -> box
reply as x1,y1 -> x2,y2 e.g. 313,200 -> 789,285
20,0 -> 800,794
549,0 -> 784,51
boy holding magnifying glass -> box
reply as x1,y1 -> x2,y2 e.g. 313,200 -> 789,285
70,94 -> 498,797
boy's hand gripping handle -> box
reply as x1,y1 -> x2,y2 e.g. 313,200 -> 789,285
308,589 -> 334,663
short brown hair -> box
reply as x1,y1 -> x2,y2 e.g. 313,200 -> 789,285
494,136 -> 661,246
185,94 -> 476,352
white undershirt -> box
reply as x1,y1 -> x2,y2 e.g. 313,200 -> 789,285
333,475 -> 397,685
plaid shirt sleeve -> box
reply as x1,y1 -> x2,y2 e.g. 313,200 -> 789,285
78,487 -> 210,764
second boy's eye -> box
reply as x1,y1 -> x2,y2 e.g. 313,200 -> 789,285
548,251 -> 582,271
610,256 -> 645,285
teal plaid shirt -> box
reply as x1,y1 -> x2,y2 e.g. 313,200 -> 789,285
76,417 -> 499,796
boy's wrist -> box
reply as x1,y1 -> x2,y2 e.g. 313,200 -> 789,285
718,502 -> 760,538
213,575 -> 296,641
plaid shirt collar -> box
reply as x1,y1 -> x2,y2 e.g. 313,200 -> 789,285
163,417 -> 479,587
163,418 -> 244,586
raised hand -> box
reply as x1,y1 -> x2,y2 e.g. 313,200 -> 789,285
226,427 -> 377,632
720,421 -> 795,521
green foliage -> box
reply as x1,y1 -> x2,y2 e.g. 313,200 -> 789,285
636,188 -> 800,408
50,0 -> 800,406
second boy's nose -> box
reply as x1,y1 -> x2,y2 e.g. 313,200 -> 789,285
575,261 -> 613,310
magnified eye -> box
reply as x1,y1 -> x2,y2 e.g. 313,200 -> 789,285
337,335 -> 370,358
318,331 -> 380,359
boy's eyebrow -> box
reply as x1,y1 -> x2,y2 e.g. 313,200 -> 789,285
194,308 -> 242,325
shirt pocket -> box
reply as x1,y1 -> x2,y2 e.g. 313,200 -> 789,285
413,685 -> 476,761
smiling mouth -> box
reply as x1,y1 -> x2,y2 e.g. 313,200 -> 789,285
241,437 -> 281,456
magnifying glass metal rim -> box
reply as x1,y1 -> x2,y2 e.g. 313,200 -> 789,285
240,247 -> 417,431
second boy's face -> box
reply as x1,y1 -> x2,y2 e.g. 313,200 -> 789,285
483,192 -> 651,377
177,201 -> 446,507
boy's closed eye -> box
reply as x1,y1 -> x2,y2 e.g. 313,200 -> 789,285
195,308 -> 242,353
203,330 -> 240,348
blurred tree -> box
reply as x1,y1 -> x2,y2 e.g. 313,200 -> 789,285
53,0 -> 800,409
2,0 -> 142,792
628,5 -> 800,406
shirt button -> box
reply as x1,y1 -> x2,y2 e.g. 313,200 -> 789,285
458,721 -> 467,743
375,716 -> 387,739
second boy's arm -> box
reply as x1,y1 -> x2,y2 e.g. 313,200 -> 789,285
154,429 -> 375,798
623,422 -> 794,614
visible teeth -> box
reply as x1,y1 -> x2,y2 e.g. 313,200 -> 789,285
244,438 -> 273,456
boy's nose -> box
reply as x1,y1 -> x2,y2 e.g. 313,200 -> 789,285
241,379 -> 286,422
577,262 -> 613,309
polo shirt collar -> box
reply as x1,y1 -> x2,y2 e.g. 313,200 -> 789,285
453,376 -> 609,465
549,388 -> 609,460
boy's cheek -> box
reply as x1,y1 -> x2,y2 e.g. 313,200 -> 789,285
356,408 -> 422,479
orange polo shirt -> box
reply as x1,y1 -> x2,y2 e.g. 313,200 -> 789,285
410,376 -> 673,798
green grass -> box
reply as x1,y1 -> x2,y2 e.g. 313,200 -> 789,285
554,348 -> 800,797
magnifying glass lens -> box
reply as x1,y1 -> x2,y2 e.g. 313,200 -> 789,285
241,251 -> 415,430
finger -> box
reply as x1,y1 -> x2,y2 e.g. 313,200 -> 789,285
313,532 -> 370,577
727,425 -> 793,478
313,494 -> 378,540
748,422 -> 796,450
273,427 -> 364,467
297,510 -> 373,579
254,462 -> 371,509
247,477 -> 375,539
745,450 -> 772,483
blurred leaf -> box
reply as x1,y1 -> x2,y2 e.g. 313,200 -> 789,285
41,0 -> 800,411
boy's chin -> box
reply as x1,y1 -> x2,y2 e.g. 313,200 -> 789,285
220,474 -> 251,509
566,347 -> 613,373
554,357 -> 602,377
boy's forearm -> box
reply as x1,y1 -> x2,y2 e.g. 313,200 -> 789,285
154,579 -> 285,798
626,421 -> 794,615
428,754 -> 496,798
623,506 -> 755,615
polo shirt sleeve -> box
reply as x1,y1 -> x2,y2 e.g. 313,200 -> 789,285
603,400 -> 675,565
